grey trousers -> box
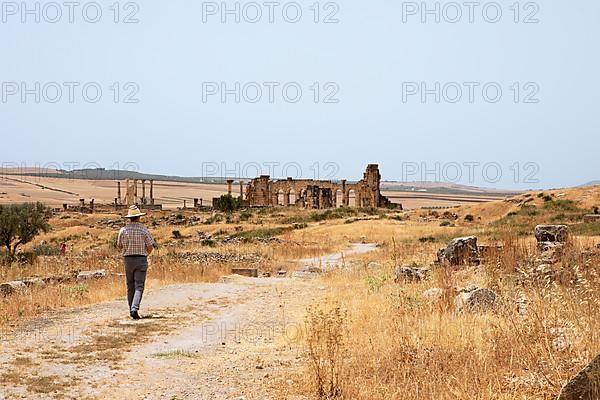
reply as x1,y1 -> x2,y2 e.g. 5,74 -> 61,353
124,256 -> 148,312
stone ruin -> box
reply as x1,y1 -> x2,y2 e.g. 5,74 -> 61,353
535,224 -> 569,244
61,198 -> 95,213
115,179 -> 162,210
534,224 -> 569,265
240,164 -> 394,209
436,236 -> 481,266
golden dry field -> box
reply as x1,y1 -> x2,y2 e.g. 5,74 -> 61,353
1,185 -> 600,399
0,175 -> 513,211
0,176 -> 229,209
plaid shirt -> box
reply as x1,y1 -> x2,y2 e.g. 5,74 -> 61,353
117,222 -> 155,256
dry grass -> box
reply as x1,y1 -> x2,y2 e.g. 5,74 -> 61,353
3,193 -> 600,399
297,228 -> 600,399
305,305 -> 348,398
0,207 -> 370,329
151,349 -> 202,359
0,368 -> 73,395
67,318 -> 180,366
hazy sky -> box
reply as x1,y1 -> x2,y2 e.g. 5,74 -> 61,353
1,0 -> 598,189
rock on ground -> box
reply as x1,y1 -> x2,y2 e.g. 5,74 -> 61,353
557,353 -> 600,400
454,287 -> 497,313
395,266 -> 430,283
77,270 -> 108,280
231,268 -> 258,278
437,236 -> 480,266
0,281 -> 27,296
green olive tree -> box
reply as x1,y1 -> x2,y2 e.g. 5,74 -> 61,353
0,202 -> 51,257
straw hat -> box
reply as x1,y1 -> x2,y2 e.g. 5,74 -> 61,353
124,205 -> 146,218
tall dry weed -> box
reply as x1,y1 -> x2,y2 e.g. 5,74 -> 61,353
305,305 -> 348,399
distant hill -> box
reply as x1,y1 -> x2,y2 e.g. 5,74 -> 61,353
450,183 -> 600,225
380,181 -> 521,197
2,168 -> 524,196
580,181 -> 600,187
3,168 -> 227,184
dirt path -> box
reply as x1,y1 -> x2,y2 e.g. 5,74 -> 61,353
0,244 -> 375,400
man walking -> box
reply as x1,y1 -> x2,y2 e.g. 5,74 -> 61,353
117,205 -> 155,320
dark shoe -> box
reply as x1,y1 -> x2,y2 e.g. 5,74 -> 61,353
130,310 -> 140,320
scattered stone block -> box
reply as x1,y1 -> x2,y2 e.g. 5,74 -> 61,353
76,270 -> 108,281
21,278 -> 47,288
231,268 -> 258,278
583,214 -> 600,224
535,225 -> 569,243
454,286 -> 497,313
437,236 -> 480,266
537,243 -> 565,264
557,353 -> 600,400
0,281 -> 27,296
394,266 -> 430,283
291,271 -> 317,280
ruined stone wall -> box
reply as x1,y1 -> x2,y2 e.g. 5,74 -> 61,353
244,164 -> 391,209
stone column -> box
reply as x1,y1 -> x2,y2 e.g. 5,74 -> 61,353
227,179 -> 234,196
194,198 -> 199,208
150,180 -> 154,205
283,191 -> 289,206
117,181 -> 121,204
318,189 -> 324,209
239,181 -> 244,199
125,179 -> 130,205
142,180 -> 146,204
341,180 -> 349,207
